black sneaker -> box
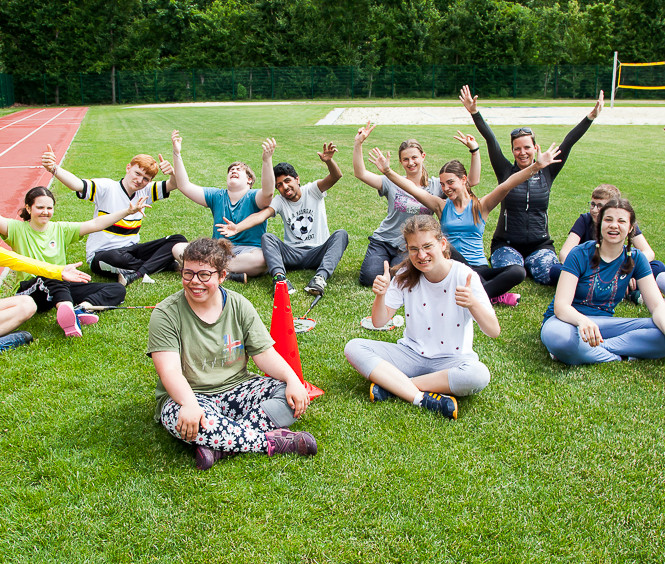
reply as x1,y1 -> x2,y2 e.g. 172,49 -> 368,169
420,392 -> 458,420
227,272 -> 248,284
304,275 -> 327,295
273,273 -> 295,295
118,269 -> 140,286
0,331 -> 33,353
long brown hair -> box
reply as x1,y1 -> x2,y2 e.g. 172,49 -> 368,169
395,215 -> 449,291
398,139 -> 428,187
439,160 -> 481,225
591,198 -> 636,274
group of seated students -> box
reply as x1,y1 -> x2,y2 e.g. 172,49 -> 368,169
2,86 -> 664,471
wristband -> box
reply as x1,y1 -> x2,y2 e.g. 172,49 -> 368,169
51,165 -> 58,176
469,147 -> 479,153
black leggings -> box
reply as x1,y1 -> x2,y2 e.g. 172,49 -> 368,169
471,264 -> 526,299
17,277 -> 126,312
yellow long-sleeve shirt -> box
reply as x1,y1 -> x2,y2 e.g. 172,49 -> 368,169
0,247 -> 64,280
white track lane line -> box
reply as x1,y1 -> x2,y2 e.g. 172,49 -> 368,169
0,109 -> 46,132
0,108 -> 68,158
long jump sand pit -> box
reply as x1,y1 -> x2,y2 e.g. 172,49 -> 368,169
317,105 -> 665,126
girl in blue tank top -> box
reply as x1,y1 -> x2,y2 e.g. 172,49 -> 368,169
368,135 -> 561,306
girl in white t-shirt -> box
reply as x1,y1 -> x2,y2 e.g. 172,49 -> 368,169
344,215 -> 500,419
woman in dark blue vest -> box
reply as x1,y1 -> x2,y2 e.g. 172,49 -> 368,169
459,85 -> 604,285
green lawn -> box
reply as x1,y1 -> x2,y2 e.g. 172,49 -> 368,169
1,103 -> 664,563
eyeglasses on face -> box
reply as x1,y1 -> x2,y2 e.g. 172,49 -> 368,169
408,242 -> 438,254
589,201 -> 604,210
510,127 -> 533,138
181,269 -> 219,282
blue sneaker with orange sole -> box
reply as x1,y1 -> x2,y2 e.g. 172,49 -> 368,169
420,392 -> 458,420
369,382 -> 396,402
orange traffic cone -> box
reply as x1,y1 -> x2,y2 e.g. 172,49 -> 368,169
270,280 -> 324,399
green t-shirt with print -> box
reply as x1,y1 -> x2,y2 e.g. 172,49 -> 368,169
3,219 -> 81,282
147,287 -> 274,421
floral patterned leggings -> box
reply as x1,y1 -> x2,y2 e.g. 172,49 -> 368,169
161,376 -> 283,454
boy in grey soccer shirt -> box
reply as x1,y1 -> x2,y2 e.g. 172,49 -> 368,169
218,143 -> 347,295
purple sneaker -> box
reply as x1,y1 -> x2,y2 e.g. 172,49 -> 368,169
195,445 -> 232,471
265,428 -> 318,457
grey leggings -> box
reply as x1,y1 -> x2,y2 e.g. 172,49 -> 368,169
344,338 -> 490,397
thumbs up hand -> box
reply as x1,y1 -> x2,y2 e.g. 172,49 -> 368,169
42,144 -> 57,172
372,260 -> 391,296
158,153 -> 174,176
455,272 -> 475,309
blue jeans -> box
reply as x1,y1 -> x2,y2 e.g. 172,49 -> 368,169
541,315 -> 665,365
491,246 -> 560,286
358,236 -> 405,287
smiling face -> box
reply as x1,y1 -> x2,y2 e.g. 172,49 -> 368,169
399,147 -> 425,178
123,164 -> 154,193
405,230 -> 446,274
511,135 -> 536,170
275,174 -> 301,201
181,260 -> 224,306
600,207 -> 633,246
26,195 -> 55,229
439,171 -> 468,201
226,162 -> 255,191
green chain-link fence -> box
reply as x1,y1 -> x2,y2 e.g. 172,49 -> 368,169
4,64 -> 664,106
0,74 -> 14,107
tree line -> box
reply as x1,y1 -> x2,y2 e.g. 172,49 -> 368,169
1,0 -> 663,82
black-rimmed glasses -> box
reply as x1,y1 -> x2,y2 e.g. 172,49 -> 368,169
181,269 -> 219,282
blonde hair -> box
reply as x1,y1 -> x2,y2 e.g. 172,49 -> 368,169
591,184 -> 620,201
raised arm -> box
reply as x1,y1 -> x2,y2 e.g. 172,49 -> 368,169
79,196 -> 150,236
452,131 -> 481,187
479,143 -> 562,218
152,350 -> 207,442
548,90 -> 604,181
368,147 -> 444,217
42,144 -> 85,192
353,121 -> 383,191
316,142 -> 343,192
255,137 -> 276,209
171,130 -> 208,207
216,207 -> 275,238
158,154 -> 178,193
460,85 -> 512,181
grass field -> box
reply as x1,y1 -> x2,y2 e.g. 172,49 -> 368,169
1,102 -> 664,563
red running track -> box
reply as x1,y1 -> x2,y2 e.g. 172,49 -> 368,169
0,107 -> 88,218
